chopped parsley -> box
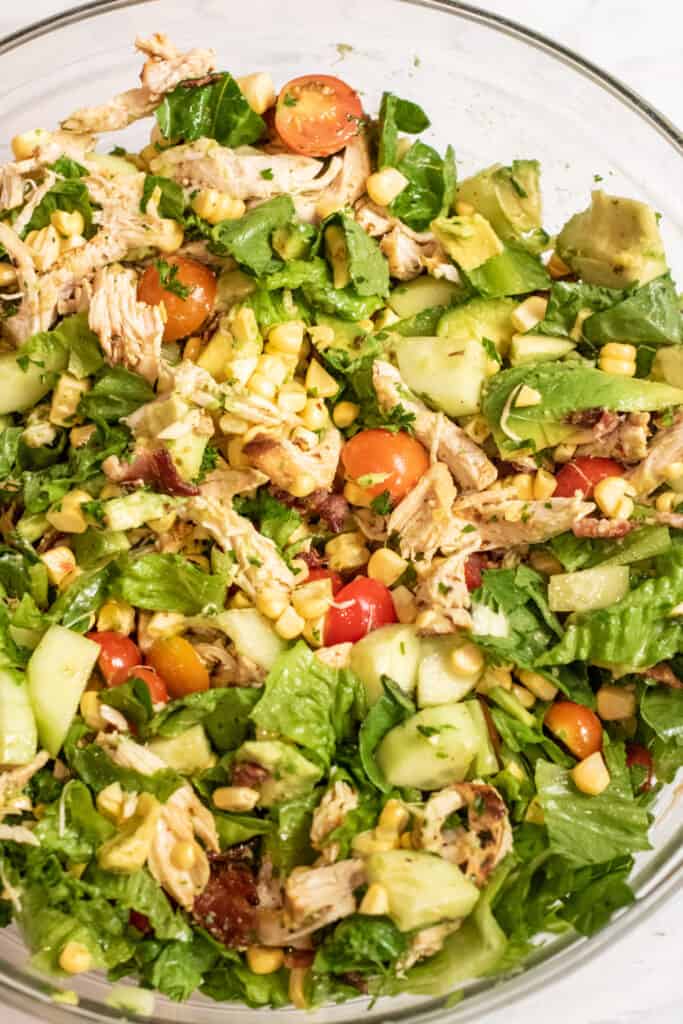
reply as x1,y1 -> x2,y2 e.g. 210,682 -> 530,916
260,168 -> 274,180
283,93 -> 298,107
155,259 -> 190,299
370,490 -> 393,516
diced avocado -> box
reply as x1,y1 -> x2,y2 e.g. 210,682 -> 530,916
458,160 -> 542,242
85,152 -> 139,176
509,333 -> 576,366
416,637 -> 483,707
556,190 -> 667,288
235,740 -> 321,806
466,245 -> 550,298
437,296 -> 516,354
431,213 -> 504,271
104,492 -> 179,531
213,608 -> 285,671
0,669 -> 38,765
388,276 -> 463,319
72,529 -> 130,570
548,565 -> 630,613
582,274 -> 682,347
365,850 -> 479,932
393,335 -> 488,417
216,268 -> 257,309
97,793 -> 161,874
0,348 -> 68,415
138,395 -> 189,436
376,704 -> 481,790
148,724 -> 214,774
314,314 -> 370,351
651,346 -> 683,388
166,434 -> 208,482
27,625 -> 100,756
349,624 -> 421,705
272,222 -> 316,262
466,699 -> 499,777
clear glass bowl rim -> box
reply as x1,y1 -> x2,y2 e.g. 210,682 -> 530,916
0,2 -> 681,1022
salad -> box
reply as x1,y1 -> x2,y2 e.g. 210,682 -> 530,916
0,31 -> 682,1013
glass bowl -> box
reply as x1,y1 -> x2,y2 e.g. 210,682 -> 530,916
1,1 -> 682,1021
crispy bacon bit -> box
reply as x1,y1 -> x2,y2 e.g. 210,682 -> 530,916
341,972 -> 369,994
642,663 -> 683,689
103,447 -> 200,497
128,910 -> 152,934
270,487 -> 349,533
298,548 -> 324,571
231,761 -> 269,789
566,409 -> 620,438
283,949 -> 315,969
192,848 -> 259,948
572,517 -> 636,539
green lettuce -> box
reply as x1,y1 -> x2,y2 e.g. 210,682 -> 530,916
549,524 -> 671,572
35,780 -> 115,861
233,489 -> 302,552
84,866 -> 190,940
214,812 -> 271,849
203,687 -> 261,751
79,365 -> 154,423
17,313 -> 103,380
156,73 -> 265,148
264,257 -> 384,320
359,677 -> 414,792
472,565 -> 562,669
314,915 -> 407,977
535,280 -> 625,337
378,91 -> 430,168
141,174 -> 186,221
115,553 -> 227,615
640,686 -> 683,743
211,195 -> 293,274
48,564 -> 116,632
318,211 -> 390,297
143,933 -> 218,1001
389,140 -> 457,232
67,740 -> 183,801
23,176 -> 94,238
265,789 -> 320,873
583,274 -> 682,347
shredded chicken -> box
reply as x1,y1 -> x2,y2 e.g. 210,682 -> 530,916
286,859 -> 365,922
372,361 -> 497,491
627,415 -> 683,495
310,781 -> 359,860
576,412 -> 650,465
397,922 -> 462,973
388,462 -> 457,562
0,824 -> 40,846
12,171 -> 56,236
243,425 -> 342,495
62,34 -> 216,133
380,226 -> 424,280
88,265 -> 164,382
0,160 -> 31,212
199,465 -> 268,502
414,537 -> 481,634
300,135 -> 371,222
355,200 -> 460,281
0,751 -> 49,819
455,490 -> 594,548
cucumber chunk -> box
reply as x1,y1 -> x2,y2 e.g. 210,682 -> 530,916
0,670 -> 38,765
0,350 -> 67,415
651,346 -> 683,389
548,565 -> 630,613
366,850 -> 479,932
27,625 -> 100,756
148,725 -> 214,774
376,704 -> 480,790
213,608 -> 285,671
389,276 -> 463,319
437,296 -> 516,353
394,335 -> 487,417
416,637 -> 483,707
509,333 -> 576,366
349,624 -> 421,705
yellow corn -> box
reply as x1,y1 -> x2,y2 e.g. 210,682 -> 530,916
598,342 -> 636,377
511,473 -> 534,500
450,642 -> 485,677
292,578 -> 334,620
267,320 -> 305,356
277,381 -> 308,414
572,751 -> 610,796
378,799 -> 410,834
359,882 -> 390,916
366,168 -> 409,207
305,359 -> 339,399
462,414 -> 491,445
25,225 -> 61,271
0,262 -> 18,288
229,591 -> 253,609
288,967 -> 308,1010
367,547 -> 407,587
400,831 -> 415,849
391,585 -> 417,624
171,840 -> 197,870
58,941 -> 92,975
454,199 -> 476,216
525,798 -> 545,825
547,251 -> 571,279
255,588 -> 290,621
343,480 -> 373,508
192,188 -> 246,224
11,128 -> 49,160
599,360 -> 636,378
237,72 -> 276,115
50,209 -> 84,238
352,830 -> 399,856
40,546 -> 77,586
511,295 -> 548,333
333,401 -> 360,428
213,786 -> 260,812
80,691 -> 106,731
300,397 -> 329,431
96,783 -> 124,823
516,668 -> 558,701
476,665 -> 513,695
533,469 -> 557,500
275,605 -> 306,640
255,353 -> 289,386
246,946 -> 285,975
46,489 -> 91,534
302,614 -> 326,647
155,218 -> 184,253
325,531 -> 370,572
247,372 -> 277,400
307,323 -> 336,349
655,490 -> 682,514
596,684 -> 636,721
97,599 -> 135,635
593,476 -> 635,519
511,683 -> 536,709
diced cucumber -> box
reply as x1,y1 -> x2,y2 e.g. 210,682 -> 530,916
366,850 -> 479,932
437,296 -> 516,354
548,565 -> 629,613
104,492 -> 178,531
509,333 -> 576,366
388,276 -> 463,319
0,669 -> 38,765
416,637 -> 483,707
27,625 -> 100,756
148,725 -> 214,775
0,350 -> 67,415
349,624 -> 421,705
394,335 -> 487,417
651,346 -> 683,389
213,608 -> 285,671
376,704 -> 480,790
466,699 -> 499,776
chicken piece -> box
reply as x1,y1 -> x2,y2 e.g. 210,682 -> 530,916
413,538 -> 481,634
193,642 -> 266,687
627,415 -> 683,495
310,781 -> 359,854
0,223 -> 38,335
380,225 -> 424,280
62,34 -> 216,133
0,161 -> 32,212
159,358 -> 222,410
85,169 -> 146,217
455,490 -> 594,548
199,465 -> 268,502
243,425 -> 342,495
182,495 -> 295,602
12,171 -> 57,236
89,265 -> 164,382
353,508 -> 388,543
150,138 -> 342,201
388,462 -> 457,562
372,361 -> 497,492
0,824 -> 39,846
315,642 -> 353,670
286,859 -> 366,923
355,200 -> 460,282
0,751 -> 49,818
416,783 -> 512,887
354,197 -> 394,237
397,922 -> 462,973
576,412 -> 650,465
302,135 -> 371,222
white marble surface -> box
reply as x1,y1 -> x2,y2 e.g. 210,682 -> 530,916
0,2 -> 681,1022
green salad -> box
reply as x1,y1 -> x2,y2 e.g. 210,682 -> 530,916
0,32 -> 682,1013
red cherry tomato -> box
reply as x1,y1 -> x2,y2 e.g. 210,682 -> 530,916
545,701 -> 603,759
464,553 -> 487,592
306,568 -> 344,594
87,631 -> 142,687
324,576 -> 397,646
146,636 -> 210,698
626,743 -> 655,792
341,429 -> 430,505
127,666 -> 170,705
275,74 -> 363,157
554,457 -> 624,499
138,256 -> 217,342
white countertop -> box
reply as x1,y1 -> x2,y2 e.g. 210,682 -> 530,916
0,2 -> 681,1022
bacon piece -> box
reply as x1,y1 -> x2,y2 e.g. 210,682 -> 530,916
231,761 -> 269,789
642,663 -> 683,689
103,447 -> 199,497
192,847 -> 259,948
270,487 -> 350,534
571,517 -> 637,539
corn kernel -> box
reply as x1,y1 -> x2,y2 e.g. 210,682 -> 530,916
80,691 -> 106,731
300,397 -> 329,431
593,476 -> 635,519
50,373 -> 90,427
533,469 -> 557,501
256,353 -> 289,386
46,489 -> 91,534
454,199 -> 476,216
511,473 -> 534,500
247,372 -> 276,400
25,225 -> 61,271
50,209 -> 84,238
547,251 -> 571,279
352,830 -> 399,856
596,684 -> 636,721
171,840 -> 197,870
229,591 -> 252,610
97,599 -> 135,635
391,585 -> 417,624
0,262 -> 18,288
246,945 -> 285,975
333,401 -> 359,428
40,546 -> 77,586
213,786 -> 260,812
400,830 -> 415,849
511,683 -> 536,709
516,668 -> 558,701
292,578 -> 334,620
325,531 -> 370,572
514,385 -> 542,408
237,72 -> 276,115
655,490 -> 682,514
69,424 -> 96,448
450,642 -> 485,677
307,323 -> 336,349
378,799 -> 410,834
601,342 -> 638,362
255,588 -> 290,620
288,473 -> 319,498
462,414 -> 491,445
192,188 -> 245,225
226,436 -> 250,468
275,605 -> 306,640
359,882 -> 390,916
277,381 -> 307,414
571,751 -> 610,796
343,480 -> 373,508
305,359 -> 339,399
511,295 -> 548,333
59,941 -> 92,975
366,167 -> 409,207
155,218 -> 184,253
267,321 -> 305,355
599,356 -> 636,377
367,547 -> 407,587
288,966 -> 308,1010
230,306 -> 260,347
11,128 -> 49,160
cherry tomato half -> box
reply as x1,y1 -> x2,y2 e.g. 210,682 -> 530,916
128,666 -> 170,705
87,631 -> 142,687
341,429 -> 430,505
626,743 -> 655,792
146,635 -> 210,698
554,457 -> 624,499
324,576 -> 397,646
545,701 -> 603,759
465,553 -> 487,592
306,568 -> 344,594
138,256 -> 217,343
275,74 -> 363,157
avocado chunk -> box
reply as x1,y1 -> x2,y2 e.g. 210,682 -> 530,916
97,793 -> 161,874
651,346 -> 683,389
376,704 -> 481,790
458,160 -> 542,242
148,725 -> 214,775
104,491 -> 179,531
556,190 -> 667,288
393,335 -> 489,417
365,850 -> 479,932
431,213 -> 504,272
166,433 -> 209,482
349,624 -> 421,705
272,222 -> 316,262
234,740 -> 322,806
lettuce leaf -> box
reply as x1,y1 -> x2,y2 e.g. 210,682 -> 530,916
214,812 -> 271,849
141,174 -> 186,221
210,194 -> 293,274
84,866 -> 190,940
265,789 -> 320,873
549,524 -> 671,572
317,211 -> 390,297
264,257 -> 384,320
640,686 -> 683,743
156,73 -> 265,148
35,780 -> 115,861
144,933 -> 218,1001
358,677 -> 415,792
314,914 -> 407,977
67,741 -> 184,801
377,92 -> 430,169
23,177 -> 94,238
471,565 -> 562,670
203,687 -> 261,751
115,553 -> 227,615
18,312 -> 102,380
583,274 -> 682,347
535,280 -> 625,337
48,563 -> 116,632
79,365 -> 154,423
389,140 -> 457,232
233,489 -> 302,551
